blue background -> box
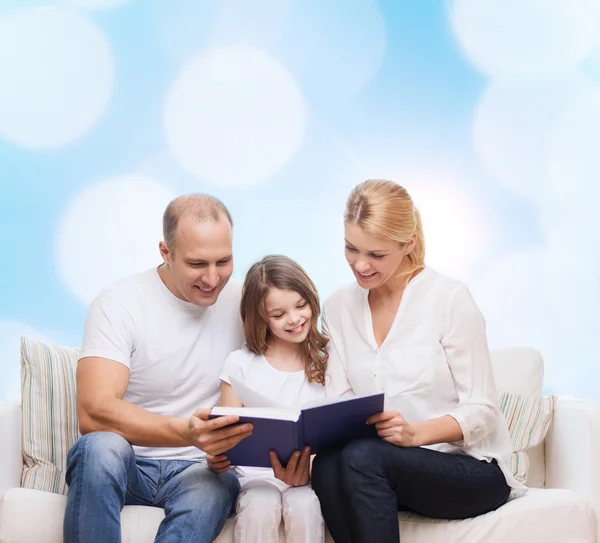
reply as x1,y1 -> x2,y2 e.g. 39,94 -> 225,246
1,0 -> 599,401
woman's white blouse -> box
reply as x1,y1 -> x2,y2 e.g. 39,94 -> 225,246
323,266 -> 525,495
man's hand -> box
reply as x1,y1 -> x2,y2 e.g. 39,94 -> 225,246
270,446 -> 311,487
207,453 -> 232,474
367,410 -> 420,447
186,408 -> 253,456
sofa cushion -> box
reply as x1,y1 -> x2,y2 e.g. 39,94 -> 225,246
1,487 -> 595,543
499,392 -> 556,484
490,347 -> 547,487
20,337 -> 80,494
0,487 -> 282,543
490,347 -> 544,397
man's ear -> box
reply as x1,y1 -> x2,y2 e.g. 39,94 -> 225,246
159,241 -> 170,264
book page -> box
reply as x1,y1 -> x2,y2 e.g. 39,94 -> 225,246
229,375 -> 286,409
211,405 -> 301,422
302,392 -> 377,410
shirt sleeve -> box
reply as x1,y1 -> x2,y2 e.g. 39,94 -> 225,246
322,308 -> 355,399
441,284 -> 499,447
79,295 -> 136,368
219,350 -> 245,384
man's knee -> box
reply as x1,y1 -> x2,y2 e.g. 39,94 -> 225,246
67,432 -> 133,475
176,464 -> 240,514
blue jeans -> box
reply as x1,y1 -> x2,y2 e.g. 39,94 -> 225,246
63,432 -> 240,543
312,438 -> 511,543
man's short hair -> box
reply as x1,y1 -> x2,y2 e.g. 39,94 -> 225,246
162,193 -> 233,254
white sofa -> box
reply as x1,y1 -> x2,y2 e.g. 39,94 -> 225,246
0,347 -> 599,542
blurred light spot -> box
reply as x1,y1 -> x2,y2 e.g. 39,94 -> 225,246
0,6 -> 114,148
473,74 -> 590,199
450,0 -> 598,81
56,176 -> 174,305
65,0 -> 132,8
164,46 -> 306,187
548,85 -> 600,205
152,0 -> 385,101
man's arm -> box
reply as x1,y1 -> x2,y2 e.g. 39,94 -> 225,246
77,357 -> 253,454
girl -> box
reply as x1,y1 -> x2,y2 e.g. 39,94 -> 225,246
208,254 -> 327,543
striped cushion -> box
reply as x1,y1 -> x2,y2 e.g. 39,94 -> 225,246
20,337 -> 80,495
498,391 -> 556,484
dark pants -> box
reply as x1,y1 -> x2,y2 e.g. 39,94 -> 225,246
312,438 -> 511,543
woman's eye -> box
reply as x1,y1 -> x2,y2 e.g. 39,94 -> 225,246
345,246 -> 357,252
298,302 -> 308,308
371,254 -> 385,259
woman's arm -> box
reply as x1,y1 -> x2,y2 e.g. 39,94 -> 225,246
440,283 -> 499,447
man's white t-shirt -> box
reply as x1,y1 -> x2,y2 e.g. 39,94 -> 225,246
79,266 -> 244,460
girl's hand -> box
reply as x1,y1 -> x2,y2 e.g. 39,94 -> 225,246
367,410 -> 420,447
207,453 -> 232,474
270,446 -> 311,486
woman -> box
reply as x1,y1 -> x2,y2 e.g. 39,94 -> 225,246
312,179 -> 525,543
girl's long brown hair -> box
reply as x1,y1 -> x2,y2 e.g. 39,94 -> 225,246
240,255 -> 328,385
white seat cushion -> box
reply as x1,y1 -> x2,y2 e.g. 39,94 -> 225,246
1,487 -> 595,543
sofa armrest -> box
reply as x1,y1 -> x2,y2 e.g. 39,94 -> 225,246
545,396 -> 600,513
0,401 -> 22,497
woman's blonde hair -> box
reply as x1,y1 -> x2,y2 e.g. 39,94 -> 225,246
345,179 -> 425,271
240,255 -> 328,385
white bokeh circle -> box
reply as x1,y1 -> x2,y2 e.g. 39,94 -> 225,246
409,182 -> 491,281
57,175 -> 174,305
65,0 -> 132,8
474,75 -> 590,199
548,85 -> 600,201
0,322 -> 49,402
152,0 -> 385,101
0,6 -> 114,148
450,0 -> 599,81
282,0 -> 386,100
164,46 -> 306,187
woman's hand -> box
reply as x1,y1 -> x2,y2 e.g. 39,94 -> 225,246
270,446 -> 311,486
207,453 -> 232,474
367,410 -> 420,447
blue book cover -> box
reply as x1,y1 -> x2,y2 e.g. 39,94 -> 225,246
209,391 -> 384,468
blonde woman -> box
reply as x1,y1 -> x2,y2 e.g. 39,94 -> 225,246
312,180 -> 526,542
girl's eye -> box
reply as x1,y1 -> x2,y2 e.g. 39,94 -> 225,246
298,301 -> 308,308
345,246 -> 357,252
273,313 -> 284,319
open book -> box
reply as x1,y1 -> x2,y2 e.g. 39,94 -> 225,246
210,377 -> 384,468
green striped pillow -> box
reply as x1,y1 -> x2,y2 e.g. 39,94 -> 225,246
498,391 -> 556,484
20,337 -> 80,495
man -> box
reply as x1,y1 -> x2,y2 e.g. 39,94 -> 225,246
64,194 -> 253,543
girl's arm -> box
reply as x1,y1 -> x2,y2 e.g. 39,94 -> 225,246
220,380 -> 244,407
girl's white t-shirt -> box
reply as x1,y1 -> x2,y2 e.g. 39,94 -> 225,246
220,346 -> 326,487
